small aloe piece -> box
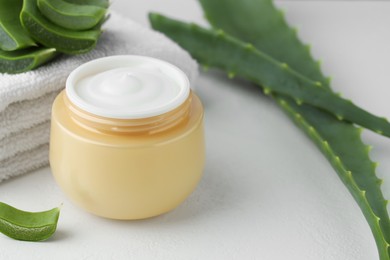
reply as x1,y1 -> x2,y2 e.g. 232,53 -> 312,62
20,0 -> 102,54
37,0 -> 107,31
149,13 -> 390,139
64,0 -> 109,8
0,202 -> 60,241
0,47 -> 57,74
198,0 -> 390,258
0,0 -> 36,51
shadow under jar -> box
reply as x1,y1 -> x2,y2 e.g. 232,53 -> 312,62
50,55 -> 205,220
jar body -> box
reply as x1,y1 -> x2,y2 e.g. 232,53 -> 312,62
50,91 -> 205,219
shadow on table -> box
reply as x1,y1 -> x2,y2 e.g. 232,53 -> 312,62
47,229 -> 73,242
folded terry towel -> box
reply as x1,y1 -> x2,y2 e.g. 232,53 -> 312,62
0,12 -> 198,182
0,144 -> 49,182
0,91 -> 57,141
0,122 -> 50,162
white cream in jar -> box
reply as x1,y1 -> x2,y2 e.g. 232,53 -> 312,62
66,56 -> 190,119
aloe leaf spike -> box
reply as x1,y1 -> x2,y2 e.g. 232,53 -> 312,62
159,0 -> 390,258
197,0 -> 390,257
149,14 -> 390,139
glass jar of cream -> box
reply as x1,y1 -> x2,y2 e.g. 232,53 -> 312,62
50,55 -> 205,220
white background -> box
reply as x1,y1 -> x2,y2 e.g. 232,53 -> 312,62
1,1 -> 389,259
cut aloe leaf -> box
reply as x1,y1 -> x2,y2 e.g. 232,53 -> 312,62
0,0 -> 36,51
37,0 -> 107,31
200,0 -> 326,84
20,0 -> 102,54
0,202 -> 60,241
0,47 -> 57,74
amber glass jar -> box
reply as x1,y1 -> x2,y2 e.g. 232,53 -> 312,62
50,56 -> 205,219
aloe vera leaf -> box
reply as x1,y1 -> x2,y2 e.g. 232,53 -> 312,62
0,202 -> 60,241
0,0 -> 36,51
37,0 -> 107,31
20,0 -> 102,54
64,0 -> 109,8
149,13 -> 390,139
200,0 -> 326,85
281,99 -> 390,259
150,11 -> 390,258
198,0 -> 390,258
0,47 -> 57,74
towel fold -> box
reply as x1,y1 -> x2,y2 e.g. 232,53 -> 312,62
0,122 -> 50,162
0,12 -> 198,182
0,144 -> 49,182
0,92 -> 56,141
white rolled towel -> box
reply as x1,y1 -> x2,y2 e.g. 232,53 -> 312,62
0,12 -> 198,182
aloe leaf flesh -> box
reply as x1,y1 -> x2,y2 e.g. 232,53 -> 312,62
149,13 -> 390,140
0,0 -> 36,51
64,0 -> 109,8
0,202 -> 60,241
37,0 -> 107,31
0,47 -> 57,74
20,0 -> 102,54
198,0 -> 390,258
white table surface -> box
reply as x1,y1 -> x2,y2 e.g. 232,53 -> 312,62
1,1 -> 389,259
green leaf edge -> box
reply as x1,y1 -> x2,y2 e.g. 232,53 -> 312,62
0,0 -> 36,51
278,96 -> 390,259
149,13 -> 390,139
20,0 -> 101,54
197,0 -> 390,258
37,0 -> 106,31
0,47 -> 57,74
149,10 -> 390,259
